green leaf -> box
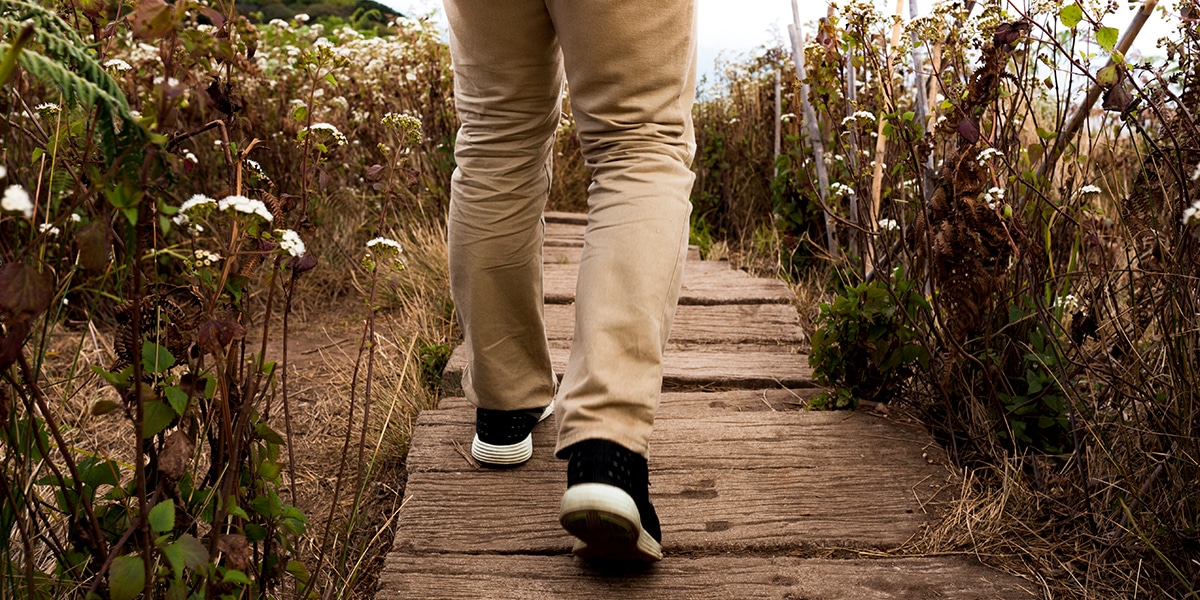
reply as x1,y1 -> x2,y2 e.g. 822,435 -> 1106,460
1097,26 -> 1118,52
91,399 -> 122,416
285,560 -> 310,584
222,569 -> 251,585
1060,4 -> 1082,28
161,539 -> 186,580
324,72 -> 337,86
175,534 -> 209,571
92,365 -> 131,388
254,422 -> 285,445
109,556 -> 145,600
142,401 -> 175,438
1096,64 -> 1119,86
141,342 -> 175,374
164,386 -> 188,416
149,499 -> 175,534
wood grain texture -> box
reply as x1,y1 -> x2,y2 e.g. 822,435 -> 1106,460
441,342 -> 815,395
376,554 -> 1034,600
544,211 -> 588,225
544,261 -> 795,305
543,245 -> 701,264
541,303 -> 803,343
394,406 -> 950,554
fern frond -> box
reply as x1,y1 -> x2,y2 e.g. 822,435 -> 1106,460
0,0 -> 86,48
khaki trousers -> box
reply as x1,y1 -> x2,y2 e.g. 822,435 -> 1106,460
445,0 -> 697,457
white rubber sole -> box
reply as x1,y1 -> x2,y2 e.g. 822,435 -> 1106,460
470,404 -> 553,466
559,483 -> 663,563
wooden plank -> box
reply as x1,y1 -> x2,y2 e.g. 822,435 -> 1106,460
376,554 -> 1033,600
544,261 -> 794,305
542,303 -> 803,344
545,220 -> 585,247
544,211 -> 587,225
395,409 -> 949,554
441,343 -> 815,395
410,401 -> 940,475
434,389 -> 824,414
544,245 -> 701,264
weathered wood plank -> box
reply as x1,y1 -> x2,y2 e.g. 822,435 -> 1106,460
544,211 -> 588,225
544,220 -> 585,247
544,261 -> 794,305
542,303 -> 803,343
394,408 -> 948,554
441,342 -> 815,395
411,400 -> 940,475
543,244 -> 701,264
376,554 -> 1033,600
435,389 -> 823,414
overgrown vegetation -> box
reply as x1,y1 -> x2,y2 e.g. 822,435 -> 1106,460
1,0 -> 453,596
695,0 -> 1199,596
4,0 -> 1199,597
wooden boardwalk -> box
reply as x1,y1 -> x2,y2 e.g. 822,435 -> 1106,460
376,213 -> 1032,599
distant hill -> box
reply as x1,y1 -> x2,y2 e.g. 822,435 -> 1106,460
238,0 -> 403,28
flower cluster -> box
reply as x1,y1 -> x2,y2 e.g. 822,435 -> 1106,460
878,218 -> 899,232
277,229 -> 306,257
841,111 -> 877,127
298,122 -> 348,152
218,195 -> 274,222
1184,200 -> 1200,227
976,147 -> 1004,165
829,182 -> 856,197
1054,294 -> 1080,314
2,184 -> 33,219
982,187 -> 1005,209
382,112 -> 423,147
364,236 -> 404,272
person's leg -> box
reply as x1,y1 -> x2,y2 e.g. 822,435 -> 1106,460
444,0 -> 563,464
547,0 -> 698,459
546,0 -> 698,562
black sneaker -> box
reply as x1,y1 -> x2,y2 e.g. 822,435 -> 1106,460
470,404 -> 553,467
558,439 -> 662,562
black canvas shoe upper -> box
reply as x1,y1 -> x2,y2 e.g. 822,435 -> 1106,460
561,438 -> 661,543
475,406 -> 548,446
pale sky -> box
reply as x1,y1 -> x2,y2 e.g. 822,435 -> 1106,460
381,0 -> 1181,77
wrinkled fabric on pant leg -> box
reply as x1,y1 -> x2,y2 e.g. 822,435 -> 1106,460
445,0 -> 698,457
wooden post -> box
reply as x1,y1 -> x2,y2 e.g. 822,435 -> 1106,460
1033,0 -> 1158,194
774,68 -> 782,180
790,0 -> 837,255
908,0 -> 934,203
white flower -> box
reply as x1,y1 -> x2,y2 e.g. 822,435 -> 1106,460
2,184 -> 33,218
38,222 -> 60,236
277,229 -> 306,257
366,237 -> 403,252
976,147 -> 1003,165
1075,184 -> 1102,198
982,187 -> 1005,209
183,150 -> 198,164
103,58 -> 132,72
268,18 -> 289,28
1184,200 -> 1200,226
173,194 -> 216,226
0,165 -> 6,179
1191,163 -> 1200,182
1054,294 -> 1080,313
294,13 -> 310,22
70,213 -> 81,222
878,218 -> 899,232
192,249 -> 222,267
829,182 -> 856,197
299,122 -> 348,148
841,111 -> 877,126
780,113 -> 796,122
218,195 -> 274,222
